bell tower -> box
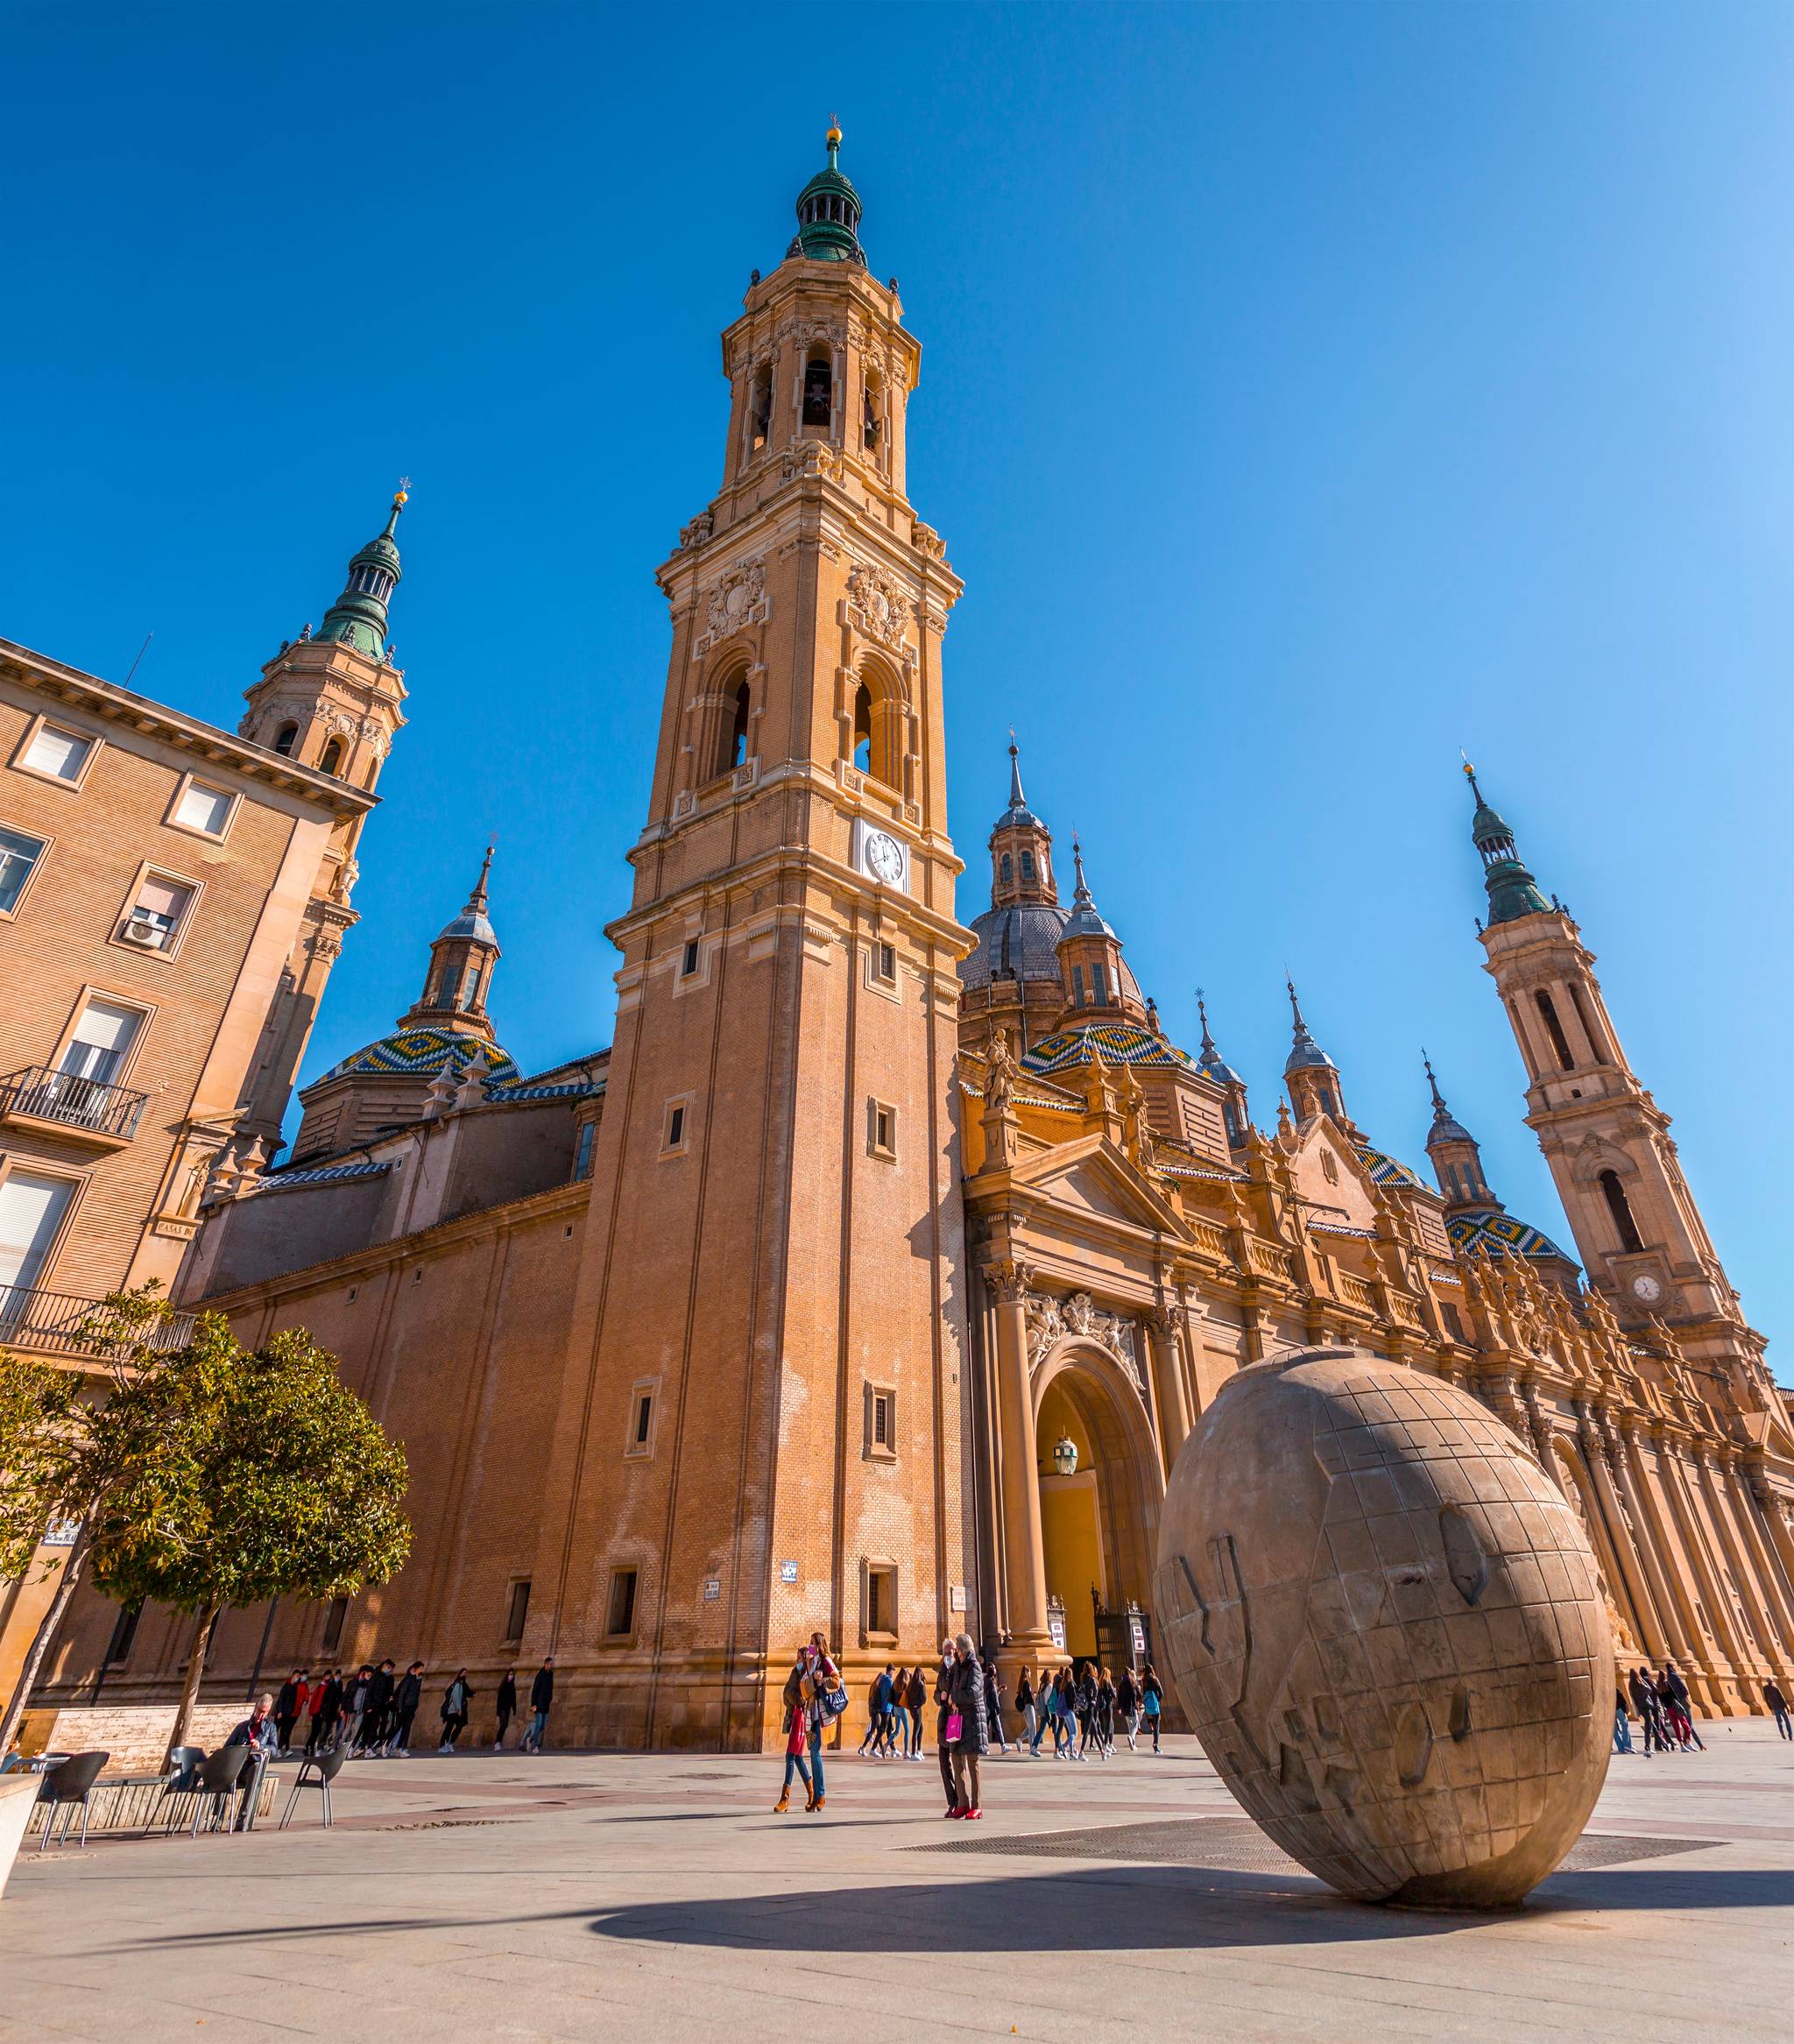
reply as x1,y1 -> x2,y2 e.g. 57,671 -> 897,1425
532,130 -> 974,1747
1465,762 -> 1775,1402
233,488 -> 411,1156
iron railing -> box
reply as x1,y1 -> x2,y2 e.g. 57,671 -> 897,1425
0,1064 -> 148,1140
0,1284 -> 195,1359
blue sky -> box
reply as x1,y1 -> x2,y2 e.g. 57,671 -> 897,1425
4,4 -> 1790,1355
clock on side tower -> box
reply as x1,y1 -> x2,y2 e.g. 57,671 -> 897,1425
528,131 -> 976,1750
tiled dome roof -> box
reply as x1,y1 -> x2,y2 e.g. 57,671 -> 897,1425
960,901 -> 1072,989
1023,1022 -> 1194,1076
1447,1208 -> 1574,1263
1352,1142 -> 1430,1192
319,1028 -> 518,1086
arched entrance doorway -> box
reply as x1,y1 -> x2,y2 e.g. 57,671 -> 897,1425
1034,1343 -> 1164,1664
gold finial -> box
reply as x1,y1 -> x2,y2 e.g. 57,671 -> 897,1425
826,114 -> 842,147
393,474 -> 411,509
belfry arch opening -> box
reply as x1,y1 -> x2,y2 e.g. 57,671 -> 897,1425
802,345 -> 833,430
1600,1167 -> 1644,1254
850,659 -> 902,789
1034,1354 -> 1162,1666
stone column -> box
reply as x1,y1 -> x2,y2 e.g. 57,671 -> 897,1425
985,1260 -> 1054,1657
1579,1413 -> 1670,1661
1719,1459 -> 1794,1669
1655,1433 -> 1749,1702
1749,1483 -> 1794,1660
1697,1450 -> 1785,1680
1145,1307 -> 1193,1480
1614,1420 -> 1707,1686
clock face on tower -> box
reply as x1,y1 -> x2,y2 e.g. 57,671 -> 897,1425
865,831 -> 904,885
1630,1273 -> 1663,1305
850,818 -> 910,894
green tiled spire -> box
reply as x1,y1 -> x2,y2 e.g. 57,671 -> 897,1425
1464,760 -> 1550,923
790,124 -> 865,265
315,483 -> 407,660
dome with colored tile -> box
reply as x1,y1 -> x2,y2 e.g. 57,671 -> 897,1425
1352,1142 -> 1430,1192
319,1028 -> 519,1086
1447,1208 -> 1574,1264
1023,1022 -> 1195,1077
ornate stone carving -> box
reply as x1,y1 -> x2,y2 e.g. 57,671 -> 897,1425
912,521 -> 945,561
680,510 -> 714,549
845,560 -> 911,651
692,557 -> 767,658
357,719 -> 390,756
1023,1290 -> 1063,1366
983,1257 -> 1033,1305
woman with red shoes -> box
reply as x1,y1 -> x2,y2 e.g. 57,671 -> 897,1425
944,1630 -> 990,1820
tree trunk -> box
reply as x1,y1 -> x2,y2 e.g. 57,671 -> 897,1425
0,1517 -> 92,1757
164,1605 -> 221,1770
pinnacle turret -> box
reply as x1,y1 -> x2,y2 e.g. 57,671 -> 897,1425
789,123 -> 865,265
315,483 -> 407,661
1463,760 -> 1550,925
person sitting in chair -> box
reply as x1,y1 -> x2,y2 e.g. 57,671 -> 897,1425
226,1694 -> 280,1831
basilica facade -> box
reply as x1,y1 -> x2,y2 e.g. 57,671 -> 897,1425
35,134 -> 1794,1743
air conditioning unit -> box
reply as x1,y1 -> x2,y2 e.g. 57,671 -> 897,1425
120,918 -> 165,947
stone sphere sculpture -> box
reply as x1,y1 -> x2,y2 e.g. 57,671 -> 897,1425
1154,1346 -> 1612,1906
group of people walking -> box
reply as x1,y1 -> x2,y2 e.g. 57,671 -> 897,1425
1613,1661 -> 1707,1754
1013,1661 -> 1164,1758
779,1637 -> 1167,1820
272,1657 -> 556,1758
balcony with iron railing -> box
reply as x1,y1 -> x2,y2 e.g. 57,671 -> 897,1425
0,1284 -> 196,1363
0,1064 -> 149,1148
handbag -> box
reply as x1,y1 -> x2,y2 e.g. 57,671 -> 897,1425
821,1684 -> 848,1722
943,1710 -> 964,1743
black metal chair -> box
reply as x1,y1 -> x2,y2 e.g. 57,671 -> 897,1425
187,1744 -> 249,1836
279,1742 -> 348,1829
36,1750 -> 110,1851
148,1745 -> 207,1835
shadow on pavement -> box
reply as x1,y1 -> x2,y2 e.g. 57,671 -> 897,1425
588,1862 -> 1794,1951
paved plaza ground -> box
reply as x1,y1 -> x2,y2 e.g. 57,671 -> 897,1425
2,1720 -> 1791,2040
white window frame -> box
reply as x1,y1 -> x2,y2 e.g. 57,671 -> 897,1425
165,770 -> 242,844
625,1376 -> 660,1461
47,987 -> 154,1091
660,1094 -> 693,1157
0,1155 -> 89,1294
11,713 -> 102,792
0,819 -> 52,921
109,861 -> 203,962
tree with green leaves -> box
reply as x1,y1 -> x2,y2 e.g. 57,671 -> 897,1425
0,1286 -> 194,1757
2,1295 -> 409,1767
91,1320 -> 411,1765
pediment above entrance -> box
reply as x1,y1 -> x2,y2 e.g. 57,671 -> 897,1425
1008,1134 -> 1185,1238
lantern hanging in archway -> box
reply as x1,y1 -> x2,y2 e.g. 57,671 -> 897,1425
1052,1435 -> 1078,1477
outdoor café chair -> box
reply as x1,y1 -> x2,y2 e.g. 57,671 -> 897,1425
35,1750 -> 110,1851
187,1745 -> 250,1837
279,1742 -> 349,1829
148,1745 -> 207,1835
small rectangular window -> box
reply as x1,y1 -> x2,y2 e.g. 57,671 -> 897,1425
20,722 -> 94,783
104,1602 -> 143,1667
664,1103 -> 686,1150
868,1100 -> 895,1159
865,1382 -> 897,1460
682,937 -> 700,977
1092,962 -> 1110,1005
877,942 -> 896,983
504,1579 -> 532,1644
607,1568 -> 639,1637
1072,965 -> 1085,1005
172,779 -> 234,837
634,1391 -> 653,1446
0,825 -> 48,916
123,873 -> 195,951
865,1564 -> 897,1638
573,1121 -> 596,1180
321,1595 -> 350,1654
